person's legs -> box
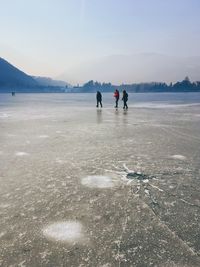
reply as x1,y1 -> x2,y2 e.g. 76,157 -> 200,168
100,101 -> 102,108
123,101 -> 125,109
116,99 -> 118,108
96,100 -> 99,107
125,101 -> 128,109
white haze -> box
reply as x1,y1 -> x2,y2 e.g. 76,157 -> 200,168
60,53 -> 200,85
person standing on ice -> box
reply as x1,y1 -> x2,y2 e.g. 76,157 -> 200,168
114,89 -> 120,108
96,91 -> 103,108
122,90 -> 128,109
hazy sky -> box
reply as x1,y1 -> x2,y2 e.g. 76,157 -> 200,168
1,0 -> 200,84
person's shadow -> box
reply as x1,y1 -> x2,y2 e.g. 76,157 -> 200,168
122,109 -> 128,125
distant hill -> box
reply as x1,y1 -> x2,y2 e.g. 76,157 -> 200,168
0,57 -> 38,89
0,57 -> 69,92
32,76 -> 70,87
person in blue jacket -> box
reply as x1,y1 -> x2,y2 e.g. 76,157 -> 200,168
122,90 -> 128,109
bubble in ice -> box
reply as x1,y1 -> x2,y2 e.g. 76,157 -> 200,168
42,221 -> 84,243
171,155 -> 186,160
81,175 -> 114,188
15,152 -> 29,156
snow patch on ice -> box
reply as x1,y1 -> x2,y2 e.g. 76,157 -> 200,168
0,203 -> 10,208
55,158 -> 66,164
38,135 -> 49,138
134,102 -> 200,109
0,113 -> 10,118
171,155 -> 186,160
39,250 -> 52,259
43,221 -> 84,243
0,232 -> 6,238
18,260 -> 26,267
81,175 -> 114,188
144,189 -> 150,196
7,134 -> 17,137
15,152 -> 29,156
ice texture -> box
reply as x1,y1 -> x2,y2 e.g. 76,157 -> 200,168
0,93 -> 200,267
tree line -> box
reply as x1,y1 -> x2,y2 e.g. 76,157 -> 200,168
72,77 -> 200,93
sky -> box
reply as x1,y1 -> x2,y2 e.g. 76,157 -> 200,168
1,0 -> 200,84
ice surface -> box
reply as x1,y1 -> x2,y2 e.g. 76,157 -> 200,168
0,93 -> 200,267
42,221 -> 84,243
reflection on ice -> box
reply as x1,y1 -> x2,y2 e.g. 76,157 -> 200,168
43,221 -> 85,243
81,175 -> 114,188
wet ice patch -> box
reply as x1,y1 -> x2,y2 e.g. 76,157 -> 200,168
122,164 -> 153,181
42,221 -> 84,243
81,175 -> 114,188
126,172 -> 151,181
15,152 -> 29,156
171,155 -> 186,160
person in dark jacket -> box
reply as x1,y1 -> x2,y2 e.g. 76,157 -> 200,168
96,91 -> 102,108
122,90 -> 128,109
114,89 -> 120,108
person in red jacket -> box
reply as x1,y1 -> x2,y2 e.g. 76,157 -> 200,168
114,89 -> 120,108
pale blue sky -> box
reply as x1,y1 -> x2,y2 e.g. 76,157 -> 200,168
1,0 -> 200,84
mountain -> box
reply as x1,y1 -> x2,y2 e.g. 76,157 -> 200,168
0,57 -> 38,89
0,57 -> 69,92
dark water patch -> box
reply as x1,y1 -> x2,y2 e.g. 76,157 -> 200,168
126,172 -> 153,181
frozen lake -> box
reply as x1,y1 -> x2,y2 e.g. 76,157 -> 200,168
0,92 -> 200,266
